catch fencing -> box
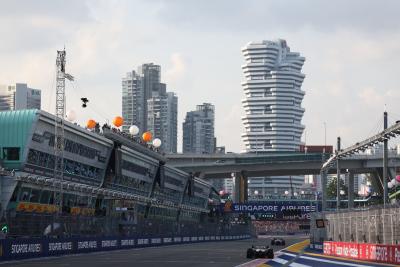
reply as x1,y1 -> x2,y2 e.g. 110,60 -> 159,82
4,213 -> 250,238
311,204 -> 400,245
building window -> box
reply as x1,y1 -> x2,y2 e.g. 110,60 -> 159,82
3,147 -> 20,160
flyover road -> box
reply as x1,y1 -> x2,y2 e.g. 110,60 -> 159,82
0,237 -> 305,267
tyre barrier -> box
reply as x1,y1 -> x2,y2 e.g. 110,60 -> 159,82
324,241 -> 400,265
0,234 -> 251,261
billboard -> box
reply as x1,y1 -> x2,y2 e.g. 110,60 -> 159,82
222,201 -> 321,219
324,241 -> 400,265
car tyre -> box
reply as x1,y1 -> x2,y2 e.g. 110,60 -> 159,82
267,249 -> 274,259
246,249 -> 254,259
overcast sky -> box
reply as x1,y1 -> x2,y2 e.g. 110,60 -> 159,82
1,0 -> 400,152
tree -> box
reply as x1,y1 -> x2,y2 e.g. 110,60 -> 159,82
327,176 -> 348,199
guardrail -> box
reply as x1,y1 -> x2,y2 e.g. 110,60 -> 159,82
0,234 -> 251,261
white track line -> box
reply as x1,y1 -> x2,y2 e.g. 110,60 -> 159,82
283,252 -> 378,267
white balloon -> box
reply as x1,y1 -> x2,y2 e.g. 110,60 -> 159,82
66,110 -> 77,122
152,138 -> 162,148
129,125 -> 139,135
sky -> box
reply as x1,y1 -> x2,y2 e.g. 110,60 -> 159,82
1,0 -> 400,152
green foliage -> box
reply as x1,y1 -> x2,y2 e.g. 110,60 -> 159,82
327,176 -> 348,199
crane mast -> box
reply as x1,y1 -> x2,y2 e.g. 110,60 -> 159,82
54,50 -> 66,215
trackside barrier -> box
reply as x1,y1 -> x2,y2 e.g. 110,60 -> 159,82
0,234 -> 251,261
323,241 -> 400,265
308,242 -> 323,252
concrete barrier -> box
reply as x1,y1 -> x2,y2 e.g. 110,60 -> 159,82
324,241 -> 400,265
0,234 -> 251,261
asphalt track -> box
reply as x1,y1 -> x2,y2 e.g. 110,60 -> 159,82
0,236 -> 305,267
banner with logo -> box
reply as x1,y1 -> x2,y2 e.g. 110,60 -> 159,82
222,201 -> 321,219
324,241 -> 400,264
0,234 -> 251,261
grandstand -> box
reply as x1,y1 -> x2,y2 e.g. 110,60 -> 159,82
0,109 -> 249,238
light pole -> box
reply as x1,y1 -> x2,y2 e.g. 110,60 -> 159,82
323,122 -> 327,147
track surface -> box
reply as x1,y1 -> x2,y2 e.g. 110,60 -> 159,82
0,237 -> 305,267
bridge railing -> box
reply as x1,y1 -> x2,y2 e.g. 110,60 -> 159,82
235,153 -> 329,164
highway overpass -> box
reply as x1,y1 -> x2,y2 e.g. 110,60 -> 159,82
166,152 -> 400,179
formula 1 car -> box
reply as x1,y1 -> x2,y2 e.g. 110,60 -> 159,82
246,245 -> 274,259
270,238 -> 285,246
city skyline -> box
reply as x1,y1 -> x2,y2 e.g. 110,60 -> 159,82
122,63 -> 178,153
1,1 -> 400,153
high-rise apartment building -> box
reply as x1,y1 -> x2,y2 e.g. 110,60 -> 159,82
147,91 -> 178,153
0,83 -> 41,111
122,71 -> 143,132
122,64 -> 177,153
182,103 -> 215,154
241,39 -> 306,197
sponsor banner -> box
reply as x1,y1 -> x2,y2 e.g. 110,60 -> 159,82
137,238 -> 149,246
120,239 -> 135,247
16,202 -> 59,214
77,240 -> 98,251
324,241 -> 400,264
101,239 -> 118,250
163,237 -> 172,244
47,241 -> 74,255
309,242 -> 323,252
222,201 -> 321,219
0,234 -> 251,261
150,238 -> 162,245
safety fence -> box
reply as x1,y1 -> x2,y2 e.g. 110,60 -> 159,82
0,234 -> 251,261
324,205 -> 400,245
324,241 -> 400,265
5,213 -> 249,238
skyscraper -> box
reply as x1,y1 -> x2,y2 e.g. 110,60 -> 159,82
122,64 -> 177,153
147,91 -> 178,153
241,39 -> 306,197
182,103 -> 215,154
0,83 -> 41,111
122,71 -> 143,132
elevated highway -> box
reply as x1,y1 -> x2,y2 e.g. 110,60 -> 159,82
166,152 -> 400,179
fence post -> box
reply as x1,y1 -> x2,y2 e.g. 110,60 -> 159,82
375,213 -> 378,243
368,209 -> 371,243
391,213 -> 394,245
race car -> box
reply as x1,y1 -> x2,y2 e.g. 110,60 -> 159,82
246,245 -> 274,259
270,237 -> 286,246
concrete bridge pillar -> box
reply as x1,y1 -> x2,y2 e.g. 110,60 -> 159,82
348,171 -> 354,209
321,169 -> 328,211
234,171 -> 248,203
